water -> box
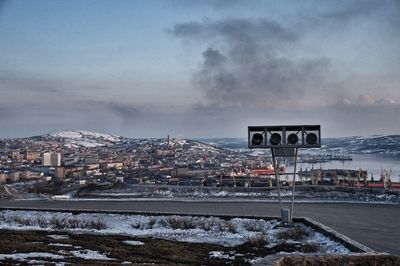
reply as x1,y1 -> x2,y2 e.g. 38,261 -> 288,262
294,154 -> 400,182
228,147 -> 400,182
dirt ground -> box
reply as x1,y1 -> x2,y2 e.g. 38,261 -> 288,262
2,229 -> 399,265
0,229 -> 320,265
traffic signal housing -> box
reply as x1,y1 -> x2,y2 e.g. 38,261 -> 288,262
248,125 -> 321,149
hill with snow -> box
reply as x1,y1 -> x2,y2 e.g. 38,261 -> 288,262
322,135 -> 400,156
48,130 -> 124,148
23,131 -> 400,156
42,130 -> 223,153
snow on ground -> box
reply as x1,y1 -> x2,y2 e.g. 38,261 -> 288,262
209,251 -> 235,260
82,187 -> 400,204
123,240 -> 144,246
48,234 -> 69,240
0,249 -> 117,262
0,210 -> 350,253
0,252 -> 64,261
96,193 -> 142,197
90,189 -> 271,199
51,130 -> 121,142
51,131 -> 82,139
312,231 -> 350,253
48,243 -> 73,247
245,256 -> 263,264
70,249 -> 116,260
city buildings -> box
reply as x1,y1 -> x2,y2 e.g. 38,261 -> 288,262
42,152 -> 61,167
0,131 -> 296,189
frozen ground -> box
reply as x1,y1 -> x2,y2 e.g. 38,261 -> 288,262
0,210 -> 351,264
0,210 -> 348,251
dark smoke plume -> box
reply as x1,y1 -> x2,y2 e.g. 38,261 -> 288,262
171,18 -> 331,107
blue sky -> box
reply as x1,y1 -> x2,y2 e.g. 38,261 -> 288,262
0,0 -> 399,138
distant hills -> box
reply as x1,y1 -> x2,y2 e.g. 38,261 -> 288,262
200,135 -> 400,156
7,130 -> 400,156
322,135 -> 400,156
31,130 -> 223,154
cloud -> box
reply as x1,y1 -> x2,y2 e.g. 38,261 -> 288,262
336,94 -> 400,108
171,18 -> 298,42
0,104 -> 12,116
357,94 -> 376,105
323,100 -> 400,136
0,71 -> 63,94
171,18 -> 333,108
106,102 -> 140,120
82,100 -> 141,121
317,0 -> 379,22
169,0 -> 241,10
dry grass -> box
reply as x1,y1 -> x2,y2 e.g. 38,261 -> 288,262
276,226 -> 309,241
197,218 -> 212,231
0,214 -> 107,230
167,216 -> 195,230
226,222 -> 238,233
243,221 -> 265,232
147,217 -> 157,229
131,216 -> 237,233
87,219 -> 107,230
131,221 -> 141,229
246,234 -> 267,246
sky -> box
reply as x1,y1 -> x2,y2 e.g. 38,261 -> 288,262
0,0 -> 399,138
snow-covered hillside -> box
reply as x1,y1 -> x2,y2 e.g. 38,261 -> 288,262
49,130 -> 124,148
124,137 -> 225,156
323,135 -> 400,156
44,130 -> 223,153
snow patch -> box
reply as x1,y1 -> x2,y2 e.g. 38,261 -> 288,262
70,249 -> 116,260
245,256 -> 263,264
0,252 -> 64,261
48,243 -> 73,247
123,240 -> 145,246
48,234 -> 69,240
209,251 -> 235,260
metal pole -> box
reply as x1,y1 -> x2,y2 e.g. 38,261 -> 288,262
290,148 -> 298,221
271,148 -> 283,212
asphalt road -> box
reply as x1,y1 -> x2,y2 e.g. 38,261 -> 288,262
1,200 -> 399,255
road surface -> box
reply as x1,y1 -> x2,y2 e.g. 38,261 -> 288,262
1,200 -> 399,255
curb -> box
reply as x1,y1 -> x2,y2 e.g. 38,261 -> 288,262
295,217 -> 375,253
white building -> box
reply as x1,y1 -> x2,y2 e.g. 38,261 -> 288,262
42,152 -> 61,166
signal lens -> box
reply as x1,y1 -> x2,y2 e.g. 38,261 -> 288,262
306,133 -> 318,145
270,133 -> 282,145
251,133 -> 264,145
287,133 -> 299,145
